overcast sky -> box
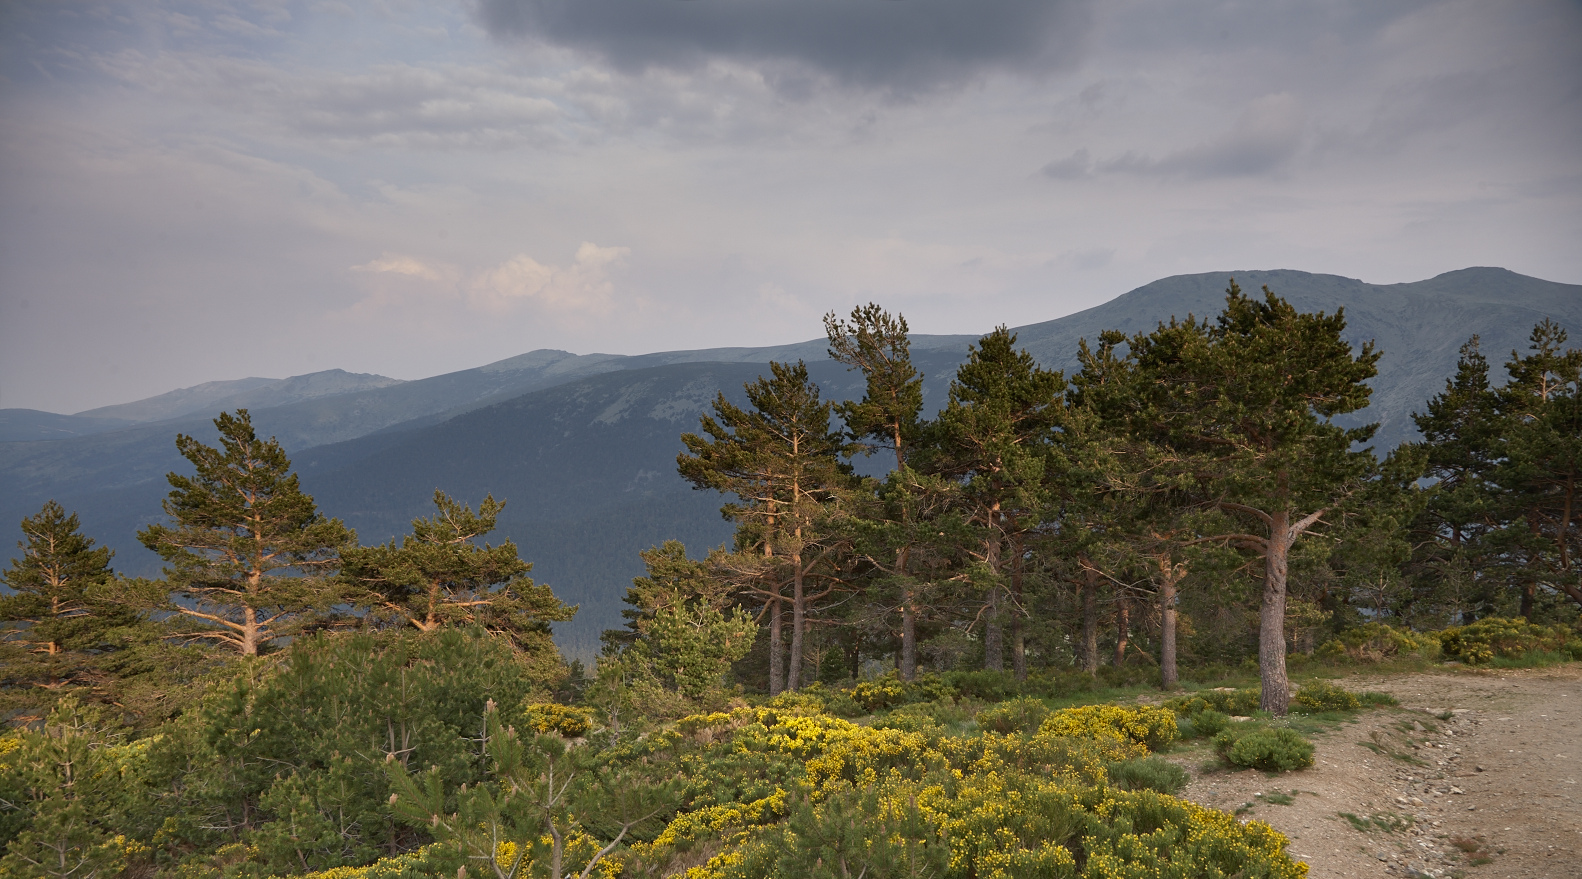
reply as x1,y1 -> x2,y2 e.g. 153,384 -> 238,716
2,0 -> 1578,414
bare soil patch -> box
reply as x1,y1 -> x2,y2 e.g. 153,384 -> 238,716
1169,665 -> 1582,878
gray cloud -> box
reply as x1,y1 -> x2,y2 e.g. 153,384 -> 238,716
1049,93 -> 1306,180
472,0 -> 1095,93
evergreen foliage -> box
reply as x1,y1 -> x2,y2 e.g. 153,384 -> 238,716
678,360 -> 858,693
340,490 -> 574,660
136,409 -> 356,654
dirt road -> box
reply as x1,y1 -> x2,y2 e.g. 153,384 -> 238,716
1171,665 -> 1582,878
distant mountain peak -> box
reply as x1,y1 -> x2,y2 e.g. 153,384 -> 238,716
73,370 -> 404,424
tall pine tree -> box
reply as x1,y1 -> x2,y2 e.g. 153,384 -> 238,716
825,304 -> 932,680
137,410 -> 354,655
678,361 -> 857,692
921,328 -> 1064,675
1128,283 -> 1380,714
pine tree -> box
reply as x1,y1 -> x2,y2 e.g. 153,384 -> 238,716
1491,321 -> 1582,614
137,410 -> 354,655
1127,282 -> 1380,714
825,304 -> 931,680
1410,337 -> 1505,620
677,361 -> 857,692
600,541 -> 755,699
0,502 -> 147,718
1,501 -> 117,658
340,491 -> 575,657
921,328 -> 1064,675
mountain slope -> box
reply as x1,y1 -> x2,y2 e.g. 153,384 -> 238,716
75,371 -> 406,422
0,410 -> 138,443
4,267 -> 1576,655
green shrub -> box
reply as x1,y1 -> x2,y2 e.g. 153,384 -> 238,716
1040,704 -> 1178,752
1293,680 -> 1361,712
904,673 -> 959,704
943,669 -> 1018,702
1213,726 -> 1314,772
1437,617 -> 1575,664
1358,691 -> 1398,707
1106,756 -> 1190,794
1164,687 -> 1260,718
976,696 -> 1050,735
1189,709 -> 1232,738
1317,622 -> 1437,662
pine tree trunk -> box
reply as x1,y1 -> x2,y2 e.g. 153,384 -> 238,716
787,552 -> 806,691
242,605 -> 260,657
983,585 -> 1003,672
1259,511 -> 1293,715
1080,563 -> 1099,675
1011,534 -> 1027,682
1160,577 -> 1178,689
983,530 -> 1003,672
1113,596 -> 1129,667
768,595 -> 784,696
900,584 -> 917,682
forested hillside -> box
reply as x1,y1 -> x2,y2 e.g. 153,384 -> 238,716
1,268 -> 1577,657
3,277 -> 1580,879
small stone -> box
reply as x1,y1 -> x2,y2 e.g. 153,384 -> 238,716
1450,787 -> 1463,795
1475,764 -> 1485,772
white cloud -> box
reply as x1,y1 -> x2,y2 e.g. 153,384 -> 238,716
353,253 -> 443,280
468,242 -> 630,315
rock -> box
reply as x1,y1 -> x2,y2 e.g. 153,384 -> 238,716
1475,764 -> 1485,772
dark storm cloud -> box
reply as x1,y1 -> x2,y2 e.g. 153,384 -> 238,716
472,0 -> 1094,91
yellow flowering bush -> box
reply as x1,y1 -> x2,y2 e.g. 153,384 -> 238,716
517,701 -> 596,738
1292,680 -> 1361,712
1039,704 -> 1178,751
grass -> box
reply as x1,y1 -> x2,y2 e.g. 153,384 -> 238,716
1338,811 -> 1414,833
1482,649 -> 1574,669
1255,790 -> 1297,806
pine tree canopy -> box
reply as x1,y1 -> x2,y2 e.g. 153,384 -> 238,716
137,409 -> 355,655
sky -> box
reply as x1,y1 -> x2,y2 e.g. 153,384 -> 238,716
1,1 -> 1579,414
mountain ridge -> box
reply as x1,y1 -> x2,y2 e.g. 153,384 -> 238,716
4,266 -> 1577,656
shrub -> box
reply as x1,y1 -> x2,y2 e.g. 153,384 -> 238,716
1187,709 -> 1232,739
517,702 -> 595,738
976,696 -> 1050,735
1293,680 -> 1362,712
1437,617 -> 1575,664
1040,704 -> 1178,752
1214,726 -> 1315,772
943,669 -> 1018,702
872,706 -> 944,737
1317,622 -> 1437,662
1164,687 -> 1260,718
848,676 -> 907,711
1106,756 -> 1190,794
765,689 -> 826,713
842,673 -> 959,714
